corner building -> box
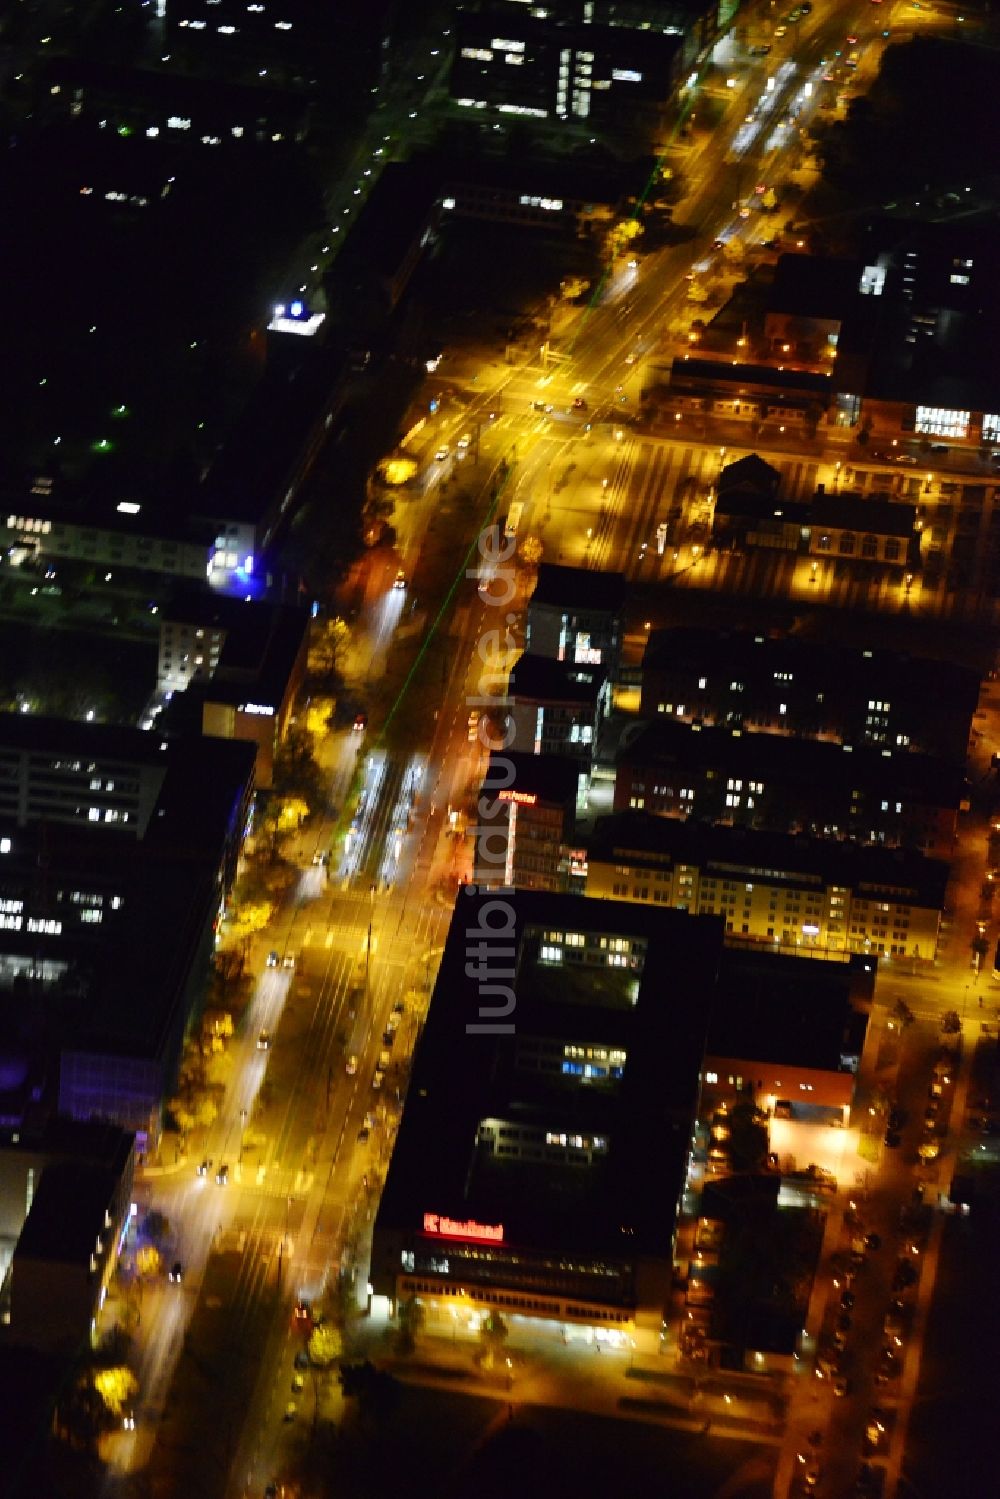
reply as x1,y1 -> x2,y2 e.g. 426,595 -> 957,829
370,891 -> 724,1351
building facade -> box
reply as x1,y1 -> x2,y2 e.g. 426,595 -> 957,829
614,720 -> 961,858
585,813 -> 946,960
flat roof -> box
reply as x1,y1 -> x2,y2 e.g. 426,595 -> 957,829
376,891 -> 724,1262
529,563 -> 627,614
811,492 -> 916,539
0,710 -> 254,886
483,751 -> 580,806
588,812 -> 950,907
0,817 -> 221,1060
508,654 -> 604,705
642,627 -> 979,727
768,254 -> 865,321
710,949 -> 870,1074
671,357 -> 833,398
617,719 -> 963,809
169,599 -> 310,711
14,1161 -> 115,1266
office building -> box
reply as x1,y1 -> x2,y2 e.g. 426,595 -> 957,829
526,563 -> 626,678
586,813 -> 948,959
450,7 -> 684,132
474,752 -> 582,892
158,593 -> 310,789
0,713 -> 254,881
505,654 -> 608,783
370,890 -> 724,1352
614,719 -> 962,858
640,627 -> 978,763
0,1118 -> 135,1354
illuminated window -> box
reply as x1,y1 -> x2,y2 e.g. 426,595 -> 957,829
915,406 -> 969,439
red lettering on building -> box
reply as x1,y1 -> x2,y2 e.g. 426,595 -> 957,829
422,1212 -> 504,1243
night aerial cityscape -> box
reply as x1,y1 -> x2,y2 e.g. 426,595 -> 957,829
1,0 -> 999,1496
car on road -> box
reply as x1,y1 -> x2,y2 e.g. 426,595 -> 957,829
372,1068 -> 385,1090
393,569 -> 406,590
292,1373 -> 305,1393
216,1163 -> 229,1186
888,1105 -> 906,1130
352,712 -> 368,733
467,709 -> 480,742
312,850 -> 329,866
883,1129 -> 901,1148
457,432 -> 471,450
266,951 -> 279,968
434,446 -> 449,462
833,1375 -> 850,1397
388,1003 -> 403,1030
257,1030 -> 271,1050
284,1402 -> 297,1422
283,953 -> 295,970
265,1485 -> 278,1499
197,1159 -> 210,1177
168,1261 -> 183,1283
357,1126 -> 370,1143
346,1054 -> 358,1076
123,1410 -> 136,1431
294,1350 -> 310,1370
864,1232 -> 882,1251
382,1029 -> 395,1049
840,1289 -> 856,1311
775,24 -> 787,37
571,397 -> 588,410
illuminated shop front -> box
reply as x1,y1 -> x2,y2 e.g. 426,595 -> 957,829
372,1210 -> 643,1346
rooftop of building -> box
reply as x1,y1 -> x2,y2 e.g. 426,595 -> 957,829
641,626 -> 979,717
40,55 -> 311,122
197,343 -> 348,529
14,1160 -> 118,1267
616,719 -> 963,808
710,948 -> 870,1074
811,492 -> 916,539
767,253 -> 866,321
717,454 -> 781,496
165,595 -> 310,709
0,816 -> 221,1061
375,890 -> 724,1261
0,711 -> 255,863
508,653 -> 605,705
670,356 -> 833,398
1,481 -> 216,548
483,751 -> 581,807
587,812 -> 950,907
0,1115 -> 134,1174
529,563 -> 627,614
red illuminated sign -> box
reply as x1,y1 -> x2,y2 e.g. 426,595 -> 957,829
422,1213 -> 504,1243
497,790 -> 538,807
